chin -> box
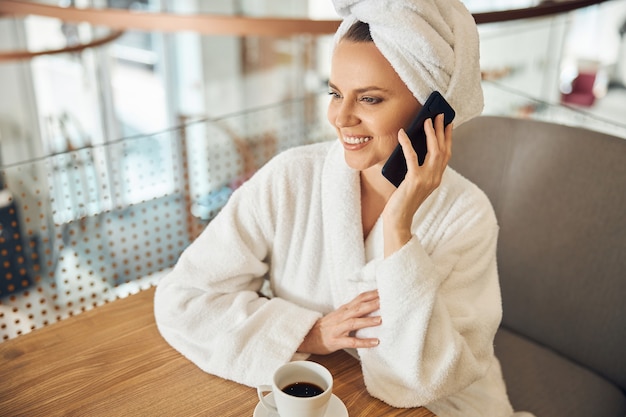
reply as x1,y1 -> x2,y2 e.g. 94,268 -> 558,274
343,153 -> 364,170
343,154 -> 378,172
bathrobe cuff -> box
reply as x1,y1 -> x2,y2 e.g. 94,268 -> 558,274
377,235 -> 444,294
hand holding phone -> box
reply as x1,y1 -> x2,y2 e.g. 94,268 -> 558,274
382,91 -> 455,187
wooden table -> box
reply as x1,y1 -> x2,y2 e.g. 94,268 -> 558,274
0,287 -> 435,416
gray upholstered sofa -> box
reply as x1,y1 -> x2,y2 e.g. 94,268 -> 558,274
449,116 -> 626,417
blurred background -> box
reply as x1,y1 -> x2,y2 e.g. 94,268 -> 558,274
0,0 -> 625,341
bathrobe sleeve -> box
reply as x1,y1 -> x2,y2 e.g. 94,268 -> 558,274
153,154 -> 323,388
357,173 -> 502,408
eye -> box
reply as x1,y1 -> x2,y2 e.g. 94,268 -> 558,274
328,90 -> 341,99
360,96 -> 382,104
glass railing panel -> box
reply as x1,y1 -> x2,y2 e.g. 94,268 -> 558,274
0,94 -> 334,342
183,94 -> 333,224
0,133 -> 187,341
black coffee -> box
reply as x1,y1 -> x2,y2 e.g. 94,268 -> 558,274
281,382 -> 324,398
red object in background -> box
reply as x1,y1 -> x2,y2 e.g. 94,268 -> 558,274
561,71 -> 597,106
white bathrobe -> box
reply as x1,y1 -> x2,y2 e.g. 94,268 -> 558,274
154,140 -> 516,417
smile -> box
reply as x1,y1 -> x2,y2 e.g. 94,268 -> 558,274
343,136 -> 372,145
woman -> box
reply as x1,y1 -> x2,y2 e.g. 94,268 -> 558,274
155,1 -> 529,416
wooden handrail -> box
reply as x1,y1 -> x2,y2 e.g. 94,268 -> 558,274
0,1 -> 341,36
472,0 -> 609,24
0,0 -> 610,33
0,0 -> 610,62
0,29 -> 124,62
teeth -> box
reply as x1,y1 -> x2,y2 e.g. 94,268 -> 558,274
343,136 -> 371,145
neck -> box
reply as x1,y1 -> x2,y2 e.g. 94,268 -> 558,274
360,167 -> 395,239
360,166 -> 395,200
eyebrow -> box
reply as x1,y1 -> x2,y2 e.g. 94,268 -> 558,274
328,82 -> 391,95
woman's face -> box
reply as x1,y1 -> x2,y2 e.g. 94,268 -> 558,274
327,40 -> 420,172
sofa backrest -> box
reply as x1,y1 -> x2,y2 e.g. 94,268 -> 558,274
449,116 -> 626,391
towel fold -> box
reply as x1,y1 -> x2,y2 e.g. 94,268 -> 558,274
333,0 -> 483,126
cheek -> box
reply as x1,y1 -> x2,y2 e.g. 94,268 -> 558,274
378,132 -> 400,156
375,120 -> 402,144
375,109 -> 413,136
374,107 -> 419,152
326,105 -> 335,126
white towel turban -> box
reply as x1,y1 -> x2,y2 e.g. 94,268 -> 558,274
332,0 -> 483,126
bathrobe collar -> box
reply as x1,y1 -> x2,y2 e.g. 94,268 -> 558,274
321,141 -> 369,307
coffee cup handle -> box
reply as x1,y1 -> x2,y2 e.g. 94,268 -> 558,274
257,385 -> 278,413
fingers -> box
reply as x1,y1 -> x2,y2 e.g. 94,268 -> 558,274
398,114 -> 450,179
341,290 -> 379,316
298,291 -> 382,355
424,113 -> 443,154
334,291 -> 381,342
445,122 -> 453,155
424,114 -> 451,165
335,292 -> 381,335
397,128 -> 418,172
339,333 -> 380,349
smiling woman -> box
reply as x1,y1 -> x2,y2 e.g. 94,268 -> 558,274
153,1 -> 533,417
327,40 -> 420,174
326,38 -> 424,239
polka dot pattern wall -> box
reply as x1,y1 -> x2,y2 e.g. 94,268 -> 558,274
0,95 -> 332,341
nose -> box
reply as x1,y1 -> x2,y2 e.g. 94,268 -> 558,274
329,99 -> 359,128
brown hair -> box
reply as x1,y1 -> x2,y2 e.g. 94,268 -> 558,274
342,20 -> 373,42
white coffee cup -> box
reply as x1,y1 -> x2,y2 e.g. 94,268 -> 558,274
257,361 -> 333,417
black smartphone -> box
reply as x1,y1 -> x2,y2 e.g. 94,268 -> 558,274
381,91 -> 455,187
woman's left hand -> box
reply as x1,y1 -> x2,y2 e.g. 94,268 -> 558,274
297,290 -> 381,355
382,113 -> 452,257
